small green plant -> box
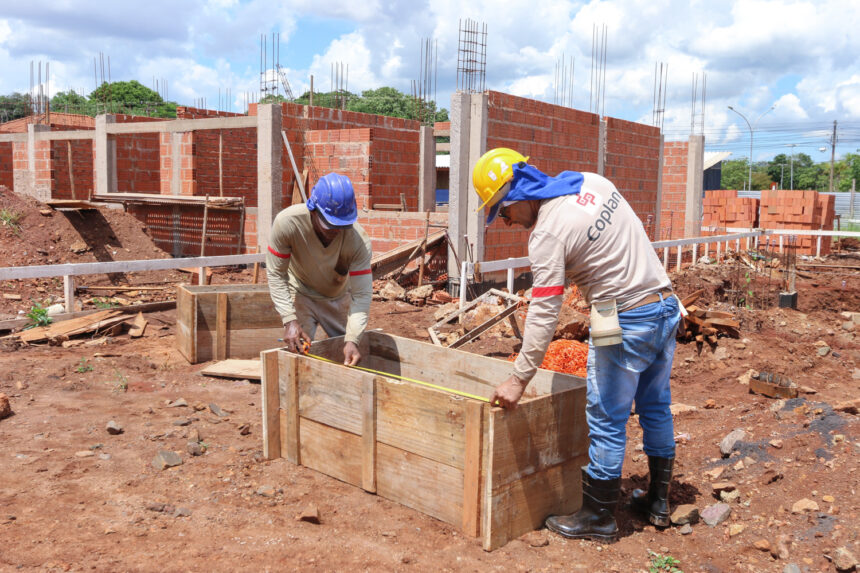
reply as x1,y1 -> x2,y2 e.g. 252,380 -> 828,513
0,208 -> 22,236
75,358 -> 93,373
111,368 -> 128,393
648,551 -> 682,573
23,301 -> 52,329
92,297 -> 118,309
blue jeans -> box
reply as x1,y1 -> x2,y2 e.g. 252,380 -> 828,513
585,294 -> 681,481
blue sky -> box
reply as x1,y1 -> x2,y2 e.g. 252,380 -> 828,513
1,0 -> 859,163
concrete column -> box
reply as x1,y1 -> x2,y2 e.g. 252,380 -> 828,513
171,132 -> 183,195
19,124 -> 50,200
466,93 -> 488,265
418,125 -> 436,212
685,135 -> 705,237
653,134 -> 665,240
597,118 -> 607,176
447,92 -> 472,284
94,114 -> 116,195
257,103 -> 283,251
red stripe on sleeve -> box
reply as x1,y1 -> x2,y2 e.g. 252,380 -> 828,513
349,268 -> 372,276
531,285 -> 564,298
267,245 -> 291,259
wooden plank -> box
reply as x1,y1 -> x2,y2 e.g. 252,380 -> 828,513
200,359 -> 261,380
128,312 -> 147,338
194,327 -> 283,363
260,350 -> 281,459
215,292 -> 228,360
487,387 -> 586,488
0,300 -> 175,333
370,231 -> 445,278
680,289 -> 704,307
362,377 -> 378,493
376,375 -> 467,469
17,309 -> 124,343
280,352 -> 300,464
297,357 -> 365,435
299,418 -> 363,488
482,455 -> 587,551
366,331 -> 579,400
462,400 -> 484,537
196,291 -> 282,332
376,442 -> 464,526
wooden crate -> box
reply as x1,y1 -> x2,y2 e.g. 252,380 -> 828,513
176,284 -> 282,364
260,331 -> 587,551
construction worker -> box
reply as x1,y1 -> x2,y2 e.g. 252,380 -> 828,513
472,148 -> 680,542
266,173 -> 373,366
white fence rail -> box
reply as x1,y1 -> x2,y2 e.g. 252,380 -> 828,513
0,253 -> 265,313
460,228 -> 860,304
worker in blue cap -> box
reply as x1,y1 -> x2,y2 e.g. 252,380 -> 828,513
266,173 -> 373,366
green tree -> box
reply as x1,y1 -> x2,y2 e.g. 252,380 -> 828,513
0,92 -> 32,122
720,158 -> 748,190
835,152 -> 860,192
50,90 -> 95,115
294,86 -> 448,123
88,80 -> 176,118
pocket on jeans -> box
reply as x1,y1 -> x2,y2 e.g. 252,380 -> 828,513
619,326 -> 658,370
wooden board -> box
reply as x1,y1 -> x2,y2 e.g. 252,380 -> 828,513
482,455 -> 587,551
487,387 -> 586,488
376,442 -> 464,526
376,376 -> 467,469
299,418 -> 363,488
297,357 -> 365,435
200,359 -> 262,380
261,350 -> 281,459
17,310 -> 125,343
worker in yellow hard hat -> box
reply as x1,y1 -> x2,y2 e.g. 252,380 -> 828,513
471,148 -> 680,543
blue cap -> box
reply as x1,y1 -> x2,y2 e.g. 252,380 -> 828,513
306,173 -> 358,227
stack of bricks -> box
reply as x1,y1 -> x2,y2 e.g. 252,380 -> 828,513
703,190 -> 759,232
759,190 -> 834,255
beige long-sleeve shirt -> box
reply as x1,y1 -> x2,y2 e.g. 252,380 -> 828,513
512,173 -> 672,381
266,204 -> 373,344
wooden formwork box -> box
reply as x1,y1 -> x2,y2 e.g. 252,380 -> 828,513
176,284 -> 281,364
260,331 -> 587,551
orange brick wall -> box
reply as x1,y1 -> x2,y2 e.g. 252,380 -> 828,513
660,141 -> 688,239
358,210 -> 448,256
113,115 -> 165,194
50,136 -> 94,200
249,103 -> 421,213
604,117 -> 661,225
0,142 -> 12,189
307,129 -> 372,210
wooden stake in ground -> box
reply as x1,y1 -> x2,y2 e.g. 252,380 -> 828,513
252,245 -> 262,284
418,211 -> 430,287
200,195 -> 210,257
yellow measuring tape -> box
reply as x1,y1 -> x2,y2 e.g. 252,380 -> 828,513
303,351 -> 490,403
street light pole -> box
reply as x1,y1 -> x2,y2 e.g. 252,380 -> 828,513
786,143 -> 798,190
728,104 -> 776,191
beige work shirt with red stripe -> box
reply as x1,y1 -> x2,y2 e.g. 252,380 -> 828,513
512,173 -> 671,381
266,204 -> 373,344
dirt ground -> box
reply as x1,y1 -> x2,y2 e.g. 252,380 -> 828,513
1,192 -> 859,572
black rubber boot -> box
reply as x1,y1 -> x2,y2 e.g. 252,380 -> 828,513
545,468 -> 620,542
631,456 -> 674,527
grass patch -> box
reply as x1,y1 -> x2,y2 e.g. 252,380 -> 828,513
648,550 -> 683,573
0,208 -> 22,236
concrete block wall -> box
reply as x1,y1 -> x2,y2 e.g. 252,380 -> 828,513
307,128 -> 372,209
660,141 -> 689,239
604,117 -> 661,224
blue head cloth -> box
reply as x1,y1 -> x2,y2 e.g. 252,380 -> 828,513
486,163 -> 584,224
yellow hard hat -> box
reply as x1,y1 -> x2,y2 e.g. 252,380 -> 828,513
472,148 -> 529,212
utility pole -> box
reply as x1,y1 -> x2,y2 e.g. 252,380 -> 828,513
829,120 -> 837,192
778,163 -> 786,189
